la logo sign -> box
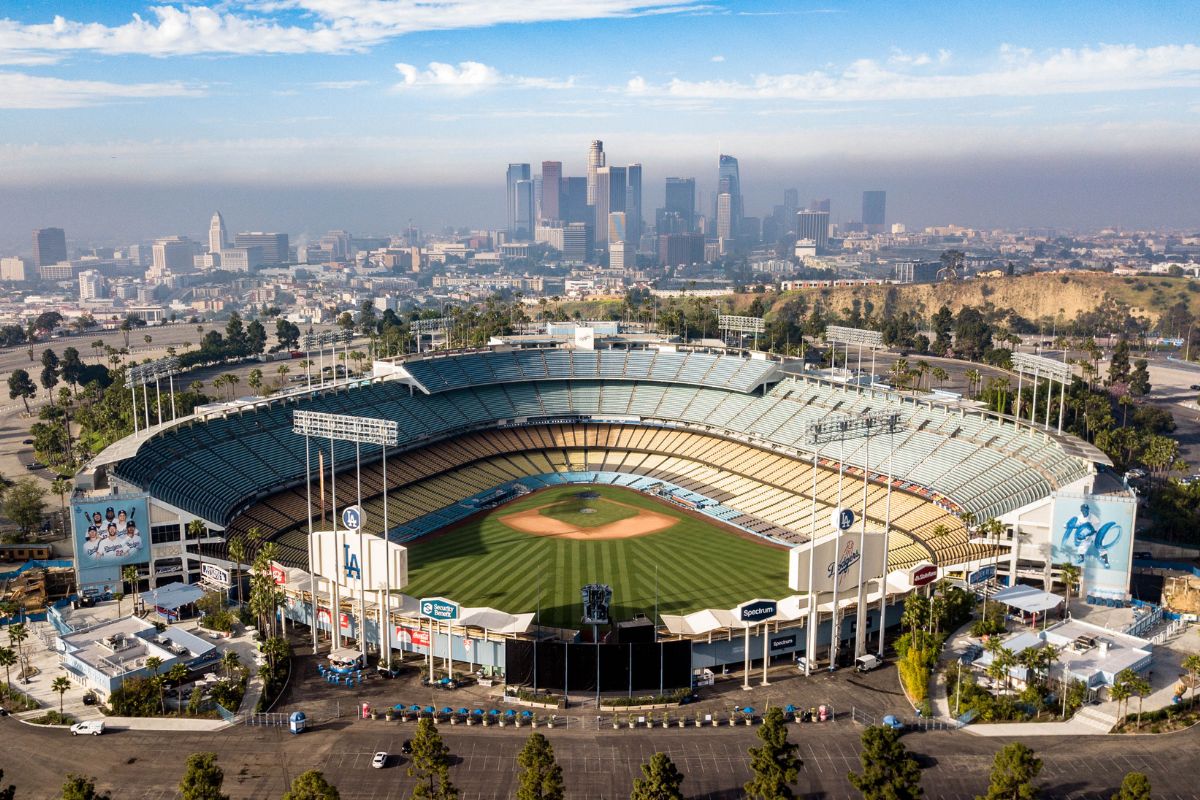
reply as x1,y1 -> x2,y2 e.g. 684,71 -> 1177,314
343,543 -> 361,580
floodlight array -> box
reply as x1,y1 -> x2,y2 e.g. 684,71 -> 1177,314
718,314 -> 765,334
1012,352 -> 1073,383
293,410 -> 399,446
413,317 -> 449,333
302,330 -> 354,349
807,411 -> 902,445
128,356 -> 180,386
825,325 -> 883,348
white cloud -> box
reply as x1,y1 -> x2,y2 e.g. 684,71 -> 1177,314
626,43 -> 1200,102
312,79 -> 371,89
0,71 -> 203,108
0,1 -> 705,59
711,54 -> 725,62
394,61 -> 575,92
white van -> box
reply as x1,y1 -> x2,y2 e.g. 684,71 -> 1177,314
854,654 -> 883,673
70,720 -> 104,736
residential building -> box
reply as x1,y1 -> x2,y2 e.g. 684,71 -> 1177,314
78,269 -> 106,300
33,227 -> 68,267
609,241 -> 634,271
38,262 -> 77,282
0,256 -> 31,281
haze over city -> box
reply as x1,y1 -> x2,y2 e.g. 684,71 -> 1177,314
1,0 -> 1199,247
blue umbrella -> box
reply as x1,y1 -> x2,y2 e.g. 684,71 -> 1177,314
394,704 -> 406,712
457,708 -> 469,715
471,708 -> 484,716
785,705 -> 796,714
505,709 -> 516,717
488,709 -> 500,716
520,710 -> 532,718
424,706 -> 435,714
742,707 -> 755,714
441,707 -> 453,715
409,704 -> 421,711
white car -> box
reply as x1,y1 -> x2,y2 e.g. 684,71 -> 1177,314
70,720 -> 104,736
371,752 -> 388,769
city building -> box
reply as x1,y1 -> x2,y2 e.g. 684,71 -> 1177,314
78,269 -> 106,300
594,166 -> 626,247
221,246 -> 264,272
0,256 -> 31,281
233,232 -> 289,265
586,140 -> 604,206
716,193 -> 734,241
625,163 -> 642,244
38,261 -> 78,282
561,222 -> 593,264
809,198 -> 831,213
664,177 -> 696,232
540,161 -> 562,222
717,154 -> 742,235
862,191 -> 886,234
320,230 -> 352,260
506,163 -> 532,240
609,241 -> 634,271
561,177 -> 589,225
796,210 -> 830,253
33,227 -> 68,267
152,236 -> 195,272
208,211 -> 227,254
608,212 -> 627,245
657,232 -> 706,266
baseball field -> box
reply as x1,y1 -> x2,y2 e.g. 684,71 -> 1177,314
402,484 -> 792,629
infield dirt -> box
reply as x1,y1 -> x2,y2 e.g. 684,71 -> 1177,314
499,498 -> 677,540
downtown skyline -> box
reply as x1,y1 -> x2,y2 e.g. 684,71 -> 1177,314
0,0 -> 1199,244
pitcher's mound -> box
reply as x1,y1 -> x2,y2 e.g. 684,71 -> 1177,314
500,500 -> 677,540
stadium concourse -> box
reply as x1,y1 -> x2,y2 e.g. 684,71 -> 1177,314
79,343 -> 1121,682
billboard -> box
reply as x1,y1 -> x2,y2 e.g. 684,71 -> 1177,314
788,530 -> 886,594
310,530 -> 408,596
73,495 -> 150,571
1051,492 -> 1136,599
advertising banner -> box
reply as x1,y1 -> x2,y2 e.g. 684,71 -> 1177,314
200,563 -> 230,587
788,530 -> 886,594
395,626 -> 431,649
73,495 -> 150,575
1051,492 -> 1136,599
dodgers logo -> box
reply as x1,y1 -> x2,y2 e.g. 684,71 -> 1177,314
342,543 -> 361,580
826,539 -> 861,583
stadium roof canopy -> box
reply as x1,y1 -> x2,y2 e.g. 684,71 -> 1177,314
141,582 -> 205,611
991,583 -> 1064,614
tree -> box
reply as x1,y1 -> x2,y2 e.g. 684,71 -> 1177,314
283,770 -> 341,800
1115,669 -> 1151,728
247,368 -> 264,395
630,752 -> 685,800
246,319 -> 267,355
1057,563 -> 1080,611
1112,772 -> 1151,800
61,347 -> 85,397
4,477 -> 45,537
275,319 -> 301,350
113,592 -> 125,618
51,476 -> 72,531
145,655 -> 165,713
123,564 -> 141,616
977,742 -> 1041,800
179,752 -> 228,800
1108,338 -> 1131,384
167,662 -> 189,713
8,368 -> 36,413
744,707 -> 801,800
61,774 -> 111,800
0,647 -> 15,689
220,649 -> 240,680
1181,653 -> 1200,704
52,674 -> 72,713
228,536 -> 246,606
848,726 -> 923,800
407,717 -> 457,800
1129,359 -> 1151,397
8,624 -> 28,683
516,732 -> 564,800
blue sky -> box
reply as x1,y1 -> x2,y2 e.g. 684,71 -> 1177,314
0,1 -> 1199,239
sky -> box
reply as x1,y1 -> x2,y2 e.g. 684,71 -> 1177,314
1,0 -> 1199,248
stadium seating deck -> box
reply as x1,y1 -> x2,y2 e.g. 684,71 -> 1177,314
113,349 -> 1093,565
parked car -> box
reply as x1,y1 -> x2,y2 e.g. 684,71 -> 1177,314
400,739 -> 413,755
82,693 -> 98,706
882,714 -> 904,731
70,721 -> 104,736
371,752 -> 388,769
855,654 -> 883,673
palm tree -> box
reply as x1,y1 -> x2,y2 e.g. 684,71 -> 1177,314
188,519 -> 207,576
1110,680 -> 1132,725
931,365 -> 949,388
122,564 -> 140,617
145,656 -> 165,714
51,675 -> 71,714
166,662 -> 189,714
997,647 -> 1018,694
1182,654 -> 1200,705
964,368 -> 982,399
0,647 -> 16,690
8,624 -> 28,684
1057,562 -> 1080,614
228,536 -> 246,607
113,591 -> 125,618
51,477 -> 72,532
276,364 -> 290,388
221,650 -> 241,681
247,368 -> 263,395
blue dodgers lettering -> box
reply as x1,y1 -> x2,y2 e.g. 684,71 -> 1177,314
826,540 -> 862,581
342,543 -> 361,580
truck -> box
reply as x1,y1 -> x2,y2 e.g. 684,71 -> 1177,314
70,720 -> 104,736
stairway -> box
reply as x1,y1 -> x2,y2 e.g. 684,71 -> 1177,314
1072,704 -> 1118,733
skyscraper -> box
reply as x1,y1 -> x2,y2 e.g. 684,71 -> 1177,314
796,210 -> 830,253
717,154 -> 742,234
809,198 -> 831,213
504,161 -> 532,237
716,193 -> 734,240
594,166 -> 626,247
862,190 -> 886,233
208,212 -> 227,254
515,180 -> 534,240
608,212 -> 627,246
625,163 -> 642,244
664,178 -> 696,231
32,227 -> 67,266
541,161 -> 562,222
561,177 -> 589,225
233,232 -> 289,265
586,140 -> 605,206
784,189 -> 799,213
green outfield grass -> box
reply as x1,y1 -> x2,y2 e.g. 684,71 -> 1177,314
402,485 -> 791,628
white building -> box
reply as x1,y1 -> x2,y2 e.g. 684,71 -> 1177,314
78,269 -> 106,300
0,256 -> 31,282
208,211 -> 227,254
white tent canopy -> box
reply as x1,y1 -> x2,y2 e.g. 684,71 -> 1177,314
991,584 -> 1064,614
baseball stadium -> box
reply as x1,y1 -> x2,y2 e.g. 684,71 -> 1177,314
79,339 -> 1125,687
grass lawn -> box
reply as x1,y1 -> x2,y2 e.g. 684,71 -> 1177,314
403,485 -> 792,628
537,495 -> 640,527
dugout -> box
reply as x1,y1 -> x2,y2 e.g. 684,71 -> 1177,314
506,639 -> 692,693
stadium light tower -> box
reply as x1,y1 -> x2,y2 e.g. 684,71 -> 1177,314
1012,352 -> 1074,434
825,326 -> 883,386
293,410 -> 399,664
127,356 -> 180,435
303,330 -> 354,389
